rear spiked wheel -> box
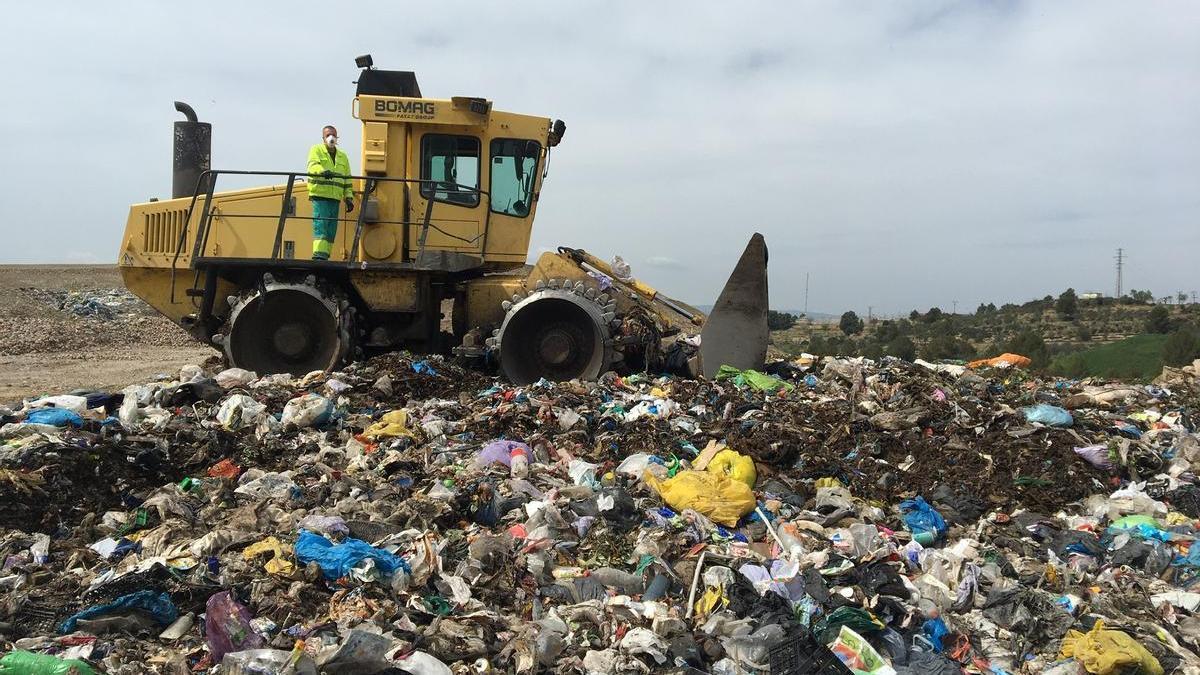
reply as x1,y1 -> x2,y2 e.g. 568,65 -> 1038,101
218,277 -> 353,376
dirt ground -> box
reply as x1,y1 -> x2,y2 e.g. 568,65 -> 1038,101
0,265 -> 217,402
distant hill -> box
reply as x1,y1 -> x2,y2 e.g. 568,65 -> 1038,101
694,305 -> 836,321
766,296 -> 1200,381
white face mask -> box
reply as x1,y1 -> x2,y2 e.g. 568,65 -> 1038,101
325,134 -> 337,146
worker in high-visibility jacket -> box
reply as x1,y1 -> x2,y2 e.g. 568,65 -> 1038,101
306,125 -> 354,260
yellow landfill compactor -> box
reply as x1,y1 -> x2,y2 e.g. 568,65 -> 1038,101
118,58 -> 769,383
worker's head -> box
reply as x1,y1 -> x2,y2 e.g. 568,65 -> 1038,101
322,125 -> 338,148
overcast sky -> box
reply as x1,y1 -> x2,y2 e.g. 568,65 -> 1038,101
2,1 -> 1197,314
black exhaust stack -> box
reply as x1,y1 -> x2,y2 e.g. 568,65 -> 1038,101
172,101 -> 211,199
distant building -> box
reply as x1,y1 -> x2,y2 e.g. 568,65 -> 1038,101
1079,291 -> 1105,301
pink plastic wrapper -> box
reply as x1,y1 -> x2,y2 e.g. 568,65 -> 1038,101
205,590 -> 263,660
1073,445 -> 1113,470
476,440 -> 530,467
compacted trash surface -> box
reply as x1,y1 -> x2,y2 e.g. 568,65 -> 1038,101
3,351 -> 1200,674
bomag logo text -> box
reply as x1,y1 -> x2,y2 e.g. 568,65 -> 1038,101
375,100 -> 436,117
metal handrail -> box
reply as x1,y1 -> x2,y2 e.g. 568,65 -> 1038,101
170,169 -> 493,277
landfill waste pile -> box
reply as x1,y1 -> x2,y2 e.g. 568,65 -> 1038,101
2,351 -> 1200,674
20,288 -> 148,321
5,287 -> 193,356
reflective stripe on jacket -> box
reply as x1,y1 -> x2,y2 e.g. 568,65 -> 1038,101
306,143 -> 353,200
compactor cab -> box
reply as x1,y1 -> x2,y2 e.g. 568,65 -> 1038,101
118,58 -> 770,382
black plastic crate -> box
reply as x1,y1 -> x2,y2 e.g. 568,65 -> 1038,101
769,626 -> 854,675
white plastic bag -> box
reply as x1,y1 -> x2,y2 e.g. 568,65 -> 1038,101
216,395 -> 267,430
281,394 -> 333,429
215,367 -> 257,389
179,364 -> 204,383
27,395 -> 88,414
234,471 -> 297,500
610,255 -> 633,282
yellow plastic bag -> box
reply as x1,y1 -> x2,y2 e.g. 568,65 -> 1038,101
645,469 -> 755,526
243,536 -> 297,576
363,410 -> 416,439
1060,620 -> 1163,675
706,449 -> 757,489
694,585 -> 727,618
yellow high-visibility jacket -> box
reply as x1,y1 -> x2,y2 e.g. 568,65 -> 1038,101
306,143 -> 353,200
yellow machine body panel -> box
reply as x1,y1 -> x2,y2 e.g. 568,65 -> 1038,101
119,98 -> 552,271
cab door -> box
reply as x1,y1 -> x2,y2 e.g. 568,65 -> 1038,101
408,131 -> 485,257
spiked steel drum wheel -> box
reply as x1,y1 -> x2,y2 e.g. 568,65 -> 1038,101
219,275 -> 353,376
494,279 -> 615,385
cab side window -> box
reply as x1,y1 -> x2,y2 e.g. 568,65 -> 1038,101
420,135 -> 480,207
489,139 -> 540,217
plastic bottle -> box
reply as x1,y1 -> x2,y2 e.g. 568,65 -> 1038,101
510,446 -> 529,479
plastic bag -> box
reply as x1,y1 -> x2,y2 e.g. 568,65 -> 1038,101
645,469 -> 755,527
411,360 -> 438,376
706,449 -> 757,489
1074,445 -> 1113,470
393,651 -> 451,675
610,255 -> 633,281
59,590 -> 177,634
477,440 -> 529,467
243,537 -> 296,576
297,514 -> 349,537
216,395 -> 266,430
318,629 -> 394,672
569,459 -> 599,486
118,391 -> 141,429
24,408 -> 83,427
829,625 -> 896,675
923,616 -> 950,652
714,365 -> 794,393
207,458 -> 242,479
220,649 -> 316,675
1059,620 -> 1163,675
234,471 -> 296,500
27,395 -> 88,414
899,496 -> 948,542
1024,404 -> 1073,427
967,353 -> 1032,369
363,409 -> 416,439
280,394 -> 333,429
815,606 -> 887,644
0,651 -> 97,674
206,591 -> 264,662
294,530 -> 411,581
215,367 -> 257,389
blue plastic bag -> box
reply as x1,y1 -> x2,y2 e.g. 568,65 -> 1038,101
1023,404 -> 1073,427
1173,541 -> 1200,568
899,496 -> 948,540
412,360 -> 438,376
59,590 -> 177,633
922,616 -> 950,652
25,408 -> 83,427
294,530 -> 411,580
